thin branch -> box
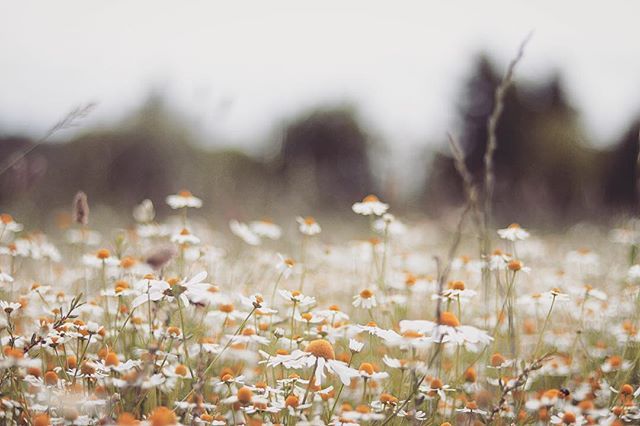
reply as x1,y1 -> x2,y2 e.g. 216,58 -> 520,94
485,351 -> 554,423
483,31 -> 533,249
0,102 -> 96,177
448,132 -> 482,231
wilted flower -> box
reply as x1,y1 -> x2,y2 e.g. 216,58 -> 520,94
133,199 -> 155,223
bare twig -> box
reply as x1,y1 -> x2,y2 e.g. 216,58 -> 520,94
486,351 -> 553,423
482,31 -> 533,251
0,103 -> 96,177
21,293 -> 85,354
448,132 -> 482,231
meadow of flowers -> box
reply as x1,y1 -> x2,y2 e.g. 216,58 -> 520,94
3,190 -> 640,426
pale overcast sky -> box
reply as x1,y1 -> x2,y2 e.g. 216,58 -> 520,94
1,0 -> 639,152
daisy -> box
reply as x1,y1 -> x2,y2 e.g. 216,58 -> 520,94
131,276 -> 172,308
341,405 -> 385,422
250,220 -> 282,240
348,338 -> 364,353
0,271 -> 14,284
434,280 -> 477,301
267,339 -> 359,385
497,223 -> 530,241
0,214 -> 23,234
380,329 -> 432,350
356,362 -> 389,380
420,378 -> 456,401
279,289 -> 316,307
229,220 -> 261,246
431,312 -> 493,350
82,249 -> 120,268
171,228 -> 201,245
225,328 -> 270,346
315,305 -> 350,324
352,288 -> 377,309
601,355 -> 632,373
206,303 -> 249,324
176,271 -> 212,305
352,195 -> 389,216
456,400 -> 487,416
542,288 -> 571,303
565,248 -> 599,271
276,254 -> 296,279
487,352 -> 514,369
296,216 -> 321,236
628,264 -> 640,281
352,322 -> 391,339
166,190 -> 203,209
0,301 -> 21,316
550,411 -> 586,425
373,213 -> 406,236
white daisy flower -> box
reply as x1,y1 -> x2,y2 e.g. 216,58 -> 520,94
250,220 -> 282,240
230,220 -> 261,246
352,288 -> 377,309
296,216 -> 321,236
352,194 -> 389,216
267,339 -> 359,386
276,254 -> 296,279
166,190 -> 203,209
171,228 -> 201,245
497,223 -> 530,241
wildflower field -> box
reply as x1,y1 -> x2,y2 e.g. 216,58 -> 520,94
3,188 -> 640,426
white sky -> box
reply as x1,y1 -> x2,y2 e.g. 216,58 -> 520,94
1,0 -> 640,153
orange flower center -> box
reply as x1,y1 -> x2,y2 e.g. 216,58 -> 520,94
490,353 -> 506,367
402,330 -> 424,339
379,393 -> 398,405
305,339 -> 335,359
149,406 -> 177,426
562,411 -> 577,424
236,386 -> 253,404
285,395 -> 299,407
359,362 -> 375,375
360,289 -> 374,299
105,352 -> 120,367
219,304 -> 234,313
44,371 -> 58,385
175,364 -> 188,377
439,311 -> 460,327
97,249 -> 111,259
450,280 -> 465,290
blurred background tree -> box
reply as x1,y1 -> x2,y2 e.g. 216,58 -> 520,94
1,54 -> 639,229
276,105 -> 374,212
